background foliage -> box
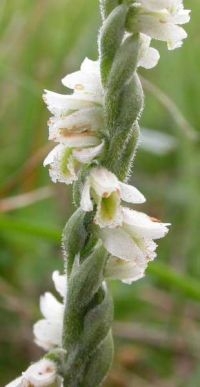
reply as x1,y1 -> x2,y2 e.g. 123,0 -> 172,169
0,1 -> 200,386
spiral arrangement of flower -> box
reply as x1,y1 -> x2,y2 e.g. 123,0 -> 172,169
6,1 -> 190,386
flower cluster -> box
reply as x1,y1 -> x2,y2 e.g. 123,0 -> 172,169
43,51 -> 161,186
43,58 -> 104,184
43,49 -> 171,284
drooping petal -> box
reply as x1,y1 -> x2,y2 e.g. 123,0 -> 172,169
119,182 -> 146,204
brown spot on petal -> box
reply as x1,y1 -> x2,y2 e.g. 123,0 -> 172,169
46,366 -> 54,373
75,84 -> 85,91
103,192 -> 110,198
150,216 -> 160,223
60,126 -> 93,135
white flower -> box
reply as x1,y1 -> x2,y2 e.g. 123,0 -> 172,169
44,58 -> 103,117
43,58 -> 103,139
43,58 -> 106,184
43,142 -> 104,185
33,271 -> 66,351
80,167 -> 145,228
100,207 -> 170,283
129,0 -> 191,50
5,359 -> 62,387
138,34 -> 160,69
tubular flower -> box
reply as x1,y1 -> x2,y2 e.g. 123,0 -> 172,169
127,0 -> 191,50
43,58 -> 105,184
5,359 -> 62,387
100,207 -> 170,283
33,271 -> 66,351
80,167 -> 145,228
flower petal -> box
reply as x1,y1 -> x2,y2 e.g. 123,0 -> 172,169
48,107 -> 103,141
52,271 -> 67,299
80,179 -> 93,212
5,377 -> 22,387
40,292 -> 64,321
105,257 -> 146,284
100,227 -> 145,263
43,144 -> 78,185
62,58 -> 102,98
139,46 -> 160,69
123,207 -> 170,240
138,33 -> 160,69
73,142 -> 104,164
33,319 -> 62,350
140,128 -> 177,155
23,359 -> 57,387
53,132 -> 100,148
90,167 -> 119,197
119,182 -> 146,204
43,90 -> 94,116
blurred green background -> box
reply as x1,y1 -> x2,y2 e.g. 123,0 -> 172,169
0,1 -> 200,386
